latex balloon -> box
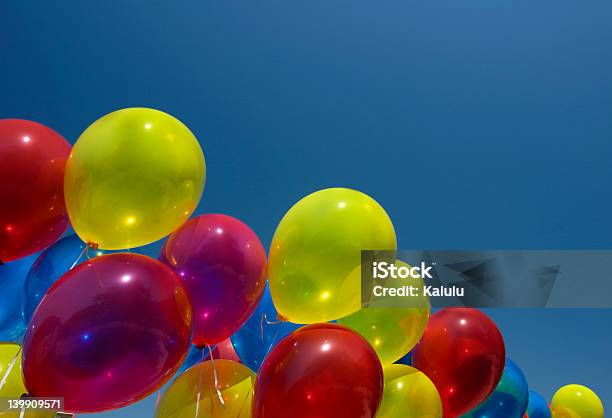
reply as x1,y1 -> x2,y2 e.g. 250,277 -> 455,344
179,339 -> 241,373
413,308 -> 506,418
268,188 -> 397,323
0,343 -> 55,418
161,214 -> 266,346
550,385 -> 603,418
231,284 -> 301,371
156,360 -> 255,418
64,108 -> 205,250
0,254 -> 37,341
253,323 -> 384,418
23,234 -> 110,322
22,253 -> 192,413
462,359 -> 528,418
378,364 -> 443,418
338,261 -> 429,364
0,119 -> 70,263
525,391 -> 551,418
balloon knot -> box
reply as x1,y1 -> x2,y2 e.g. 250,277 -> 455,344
86,241 -> 99,250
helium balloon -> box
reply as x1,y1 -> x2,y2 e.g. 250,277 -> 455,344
231,284 -> 301,371
64,108 -> 205,250
550,384 -> 603,418
378,364 -> 443,418
338,261 -> 429,364
179,339 -> 241,373
268,188 -> 397,323
0,343 -> 55,418
0,254 -> 37,341
23,234 -> 111,322
156,360 -> 255,418
413,308 -> 505,418
253,323 -> 383,418
22,253 -> 192,413
525,391 -> 551,418
0,119 -> 70,263
161,214 -> 266,346
462,359 -> 528,418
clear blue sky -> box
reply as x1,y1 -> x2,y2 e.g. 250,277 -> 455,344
2,1 -> 610,416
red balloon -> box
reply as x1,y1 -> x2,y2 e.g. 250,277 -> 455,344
412,308 -> 505,418
0,119 -> 71,263
160,214 -> 267,346
22,253 -> 192,413
253,323 -> 384,418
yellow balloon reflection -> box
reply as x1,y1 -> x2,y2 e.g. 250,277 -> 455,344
378,365 -> 442,418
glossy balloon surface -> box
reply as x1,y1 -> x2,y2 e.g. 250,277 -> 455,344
269,188 -> 396,323
378,364 -> 442,418
462,359 -> 528,418
550,384 -> 603,418
525,391 -> 552,418
156,360 -> 255,418
253,323 -> 383,418
0,119 -> 70,263
338,261 -> 429,364
161,214 -> 267,346
231,284 -> 301,371
413,308 -> 506,418
64,108 -> 205,250
22,253 -> 192,413
0,254 -> 37,341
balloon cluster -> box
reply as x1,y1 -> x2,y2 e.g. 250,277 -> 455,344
0,111 -> 606,418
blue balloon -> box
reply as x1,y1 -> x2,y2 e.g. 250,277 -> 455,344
231,284 -> 301,371
462,358 -> 529,418
178,344 -> 206,373
0,253 -> 37,341
525,390 -> 551,418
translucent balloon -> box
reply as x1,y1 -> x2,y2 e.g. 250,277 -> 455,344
268,188 -> 396,323
156,360 -> 255,418
64,108 -> 205,250
338,261 -> 429,364
526,391 -> 551,418
0,343 -> 54,417
551,385 -> 603,418
378,364 -> 442,418
0,254 -> 36,341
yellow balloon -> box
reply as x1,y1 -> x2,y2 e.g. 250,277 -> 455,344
65,108 -> 205,250
338,261 -> 430,364
551,384 -> 604,418
378,364 -> 442,418
268,188 -> 397,323
156,360 -> 255,418
0,343 -> 54,418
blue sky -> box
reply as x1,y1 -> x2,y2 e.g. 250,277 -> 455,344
2,1 -> 610,415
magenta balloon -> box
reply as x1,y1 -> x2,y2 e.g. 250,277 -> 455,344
160,214 -> 267,346
22,253 -> 192,413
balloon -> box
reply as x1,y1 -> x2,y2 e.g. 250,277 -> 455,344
179,339 -> 241,373
22,253 -> 192,413
0,343 -> 54,418
268,188 -> 397,323
161,214 -> 266,346
156,360 -> 255,418
0,254 -> 37,341
378,364 -> 443,418
253,323 -> 384,418
64,108 -> 205,250
413,308 -> 506,418
338,261 -> 429,364
23,234 -> 110,322
550,385 -> 603,418
462,359 -> 528,418
0,119 -> 70,263
525,391 -> 551,418
231,284 -> 301,371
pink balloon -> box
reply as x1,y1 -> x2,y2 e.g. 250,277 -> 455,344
160,214 -> 267,346
22,253 -> 192,413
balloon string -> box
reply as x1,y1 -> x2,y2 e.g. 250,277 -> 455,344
155,391 -> 161,408
207,344 -> 226,409
194,349 -> 205,418
0,346 -> 21,391
236,379 -> 253,418
69,246 -> 87,270
18,407 -> 24,418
